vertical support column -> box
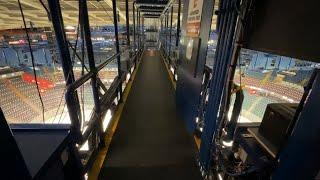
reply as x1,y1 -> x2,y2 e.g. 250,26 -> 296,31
133,2 -> 136,51
137,9 -> 140,50
47,0 -> 80,135
164,11 -> 168,53
125,0 -> 130,47
125,0 -> 131,72
112,0 -> 123,102
176,0 -> 181,47
159,17 -> 163,46
169,5 -> 173,57
79,0 -> 103,142
138,10 -> 141,50
200,0 -> 239,171
141,16 -> 144,48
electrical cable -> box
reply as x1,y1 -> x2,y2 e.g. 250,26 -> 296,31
18,0 -> 45,123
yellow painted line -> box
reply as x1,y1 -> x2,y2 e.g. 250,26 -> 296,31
160,53 -> 176,89
88,51 -> 144,180
194,136 -> 201,150
160,52 -> 201,150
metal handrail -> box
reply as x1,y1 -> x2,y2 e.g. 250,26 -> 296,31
65,49 -> 141,144
80,75 -> 124,143
67,52 -> 121,93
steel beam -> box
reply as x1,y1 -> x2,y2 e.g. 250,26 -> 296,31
133,2 -> 136,50
137,10 -> 140,50
169,5 -> 173,56
79,0 -> 103,144
142,15 -> 144,48
47,0 -> 81,136
112,0 -> 123,101
125,0 -> 130,47
176,0 -> 181,47
165,11 -> 169,53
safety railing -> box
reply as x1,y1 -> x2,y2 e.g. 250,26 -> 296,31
64,48 -> 142,170
160,43 -> 179,81
68,50 -> 140,138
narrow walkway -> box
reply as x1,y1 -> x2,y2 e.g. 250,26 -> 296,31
99,50 -> 202,179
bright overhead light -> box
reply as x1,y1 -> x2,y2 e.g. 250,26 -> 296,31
136,3 -> 167,7
142,12 -> 162,15
65,26 -> 75,30
140,9 -> 163,12
222,140 -> 233,147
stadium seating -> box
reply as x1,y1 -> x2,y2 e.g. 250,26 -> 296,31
0,68 -> 118,124
0,80 -> 38,123
283,70 -> 313,85
245,69 -> 267,80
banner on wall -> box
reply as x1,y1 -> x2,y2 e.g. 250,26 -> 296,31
186,0 -> 204,37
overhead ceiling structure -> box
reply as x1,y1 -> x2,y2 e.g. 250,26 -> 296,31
0,0 -> 213,31
0,0 -> 175,30
135,0 -> 169,18
0,0 -> 136,30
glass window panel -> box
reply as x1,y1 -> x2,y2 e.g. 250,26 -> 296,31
205,0 -> 219,68
228,49 -> 317,123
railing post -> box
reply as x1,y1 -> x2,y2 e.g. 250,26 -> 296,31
133,2 -> 136,51
169,5 -> 173,58
47,0 -> 81,137
125,0 -> 131,72
79,0 -> 104,145
165,10 -> 169,56
137,10 -> 140,50
160,17 -> 163,46
132,2 -> 137,68
176,0 -> 181,47
142,16 -> 144,49
125,0 -> 130,47
164,12 -> 167,53
112,0 -> 123,102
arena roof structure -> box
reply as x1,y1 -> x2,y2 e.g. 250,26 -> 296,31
0,0 -> 188,30
0,0 -> 133,29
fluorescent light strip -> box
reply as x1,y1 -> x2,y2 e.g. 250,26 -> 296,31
139,9 -> 164,12
142,12 -> 162,15
136,3 -> 167,7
